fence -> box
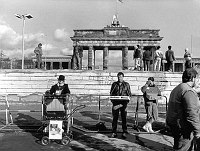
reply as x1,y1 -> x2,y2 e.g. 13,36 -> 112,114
0,93 -> 167,132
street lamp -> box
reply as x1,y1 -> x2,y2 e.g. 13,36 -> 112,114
15,14 -> 33,69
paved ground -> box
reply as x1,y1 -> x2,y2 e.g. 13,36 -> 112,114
0,102 -> 174,151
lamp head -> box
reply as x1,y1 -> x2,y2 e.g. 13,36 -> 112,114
15,14 -> 22,19
25,14 -> 33,19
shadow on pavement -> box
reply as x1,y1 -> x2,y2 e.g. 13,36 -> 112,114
14,113 -> 43,143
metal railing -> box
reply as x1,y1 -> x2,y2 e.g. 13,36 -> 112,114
0,93 -> 167,132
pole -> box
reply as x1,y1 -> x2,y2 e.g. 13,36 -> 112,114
191,35 -> 193,55
0,50 -> 2,69
45,36 -> 47,70
22,16 -> 25,69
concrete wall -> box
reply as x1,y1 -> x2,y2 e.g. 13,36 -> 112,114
0,69 -> 183,100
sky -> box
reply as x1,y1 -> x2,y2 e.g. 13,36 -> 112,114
1,0 -> 200,68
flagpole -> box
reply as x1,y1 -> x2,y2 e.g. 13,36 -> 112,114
191,35 -> 193,55
116,0 -> 118,17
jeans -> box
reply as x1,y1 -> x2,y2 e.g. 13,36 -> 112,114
166,61 -> 173,71
154,58 -> 161,71
144,101 -> 158,123
143,60 -> 150,71
112,103 -> 127,133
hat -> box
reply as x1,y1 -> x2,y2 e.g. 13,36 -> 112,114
182,68 -> 198,82
148,77 -> 154,81
185,48 -> 189,51
58,75 -> 65,81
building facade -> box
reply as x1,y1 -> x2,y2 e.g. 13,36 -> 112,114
70,19 -> 163,70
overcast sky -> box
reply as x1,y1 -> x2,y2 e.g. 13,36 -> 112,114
1,0 -> 200,67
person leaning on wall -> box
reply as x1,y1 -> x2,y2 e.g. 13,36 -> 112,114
184,48 -> 192,70
141,77 -> 161,133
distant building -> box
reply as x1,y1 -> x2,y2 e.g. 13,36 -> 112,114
32,55 -> 72,70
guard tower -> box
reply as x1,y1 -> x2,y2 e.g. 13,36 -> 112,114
70,15 -> 163,70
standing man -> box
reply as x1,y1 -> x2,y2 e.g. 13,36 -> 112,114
133,45 -> 142,70
166,68 -> 200,150
165,45 -> 175,72
184,48 -> 192,70
141,77 -> 161,132
34,43 -> 43,69
110,72 -> 131,139
154,46 -> 163,71
143,49 -> 151,71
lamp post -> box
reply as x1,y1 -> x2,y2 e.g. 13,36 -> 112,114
15,14 -> 33,69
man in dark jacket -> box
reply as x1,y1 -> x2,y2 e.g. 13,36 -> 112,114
165,45 -> 175,72
110,72 -> 131,139
141,77 -> 161,132
49,75 -> 70,109
143,49 -> 152,71
166,68 -> 200,150
50,75 -> 70,95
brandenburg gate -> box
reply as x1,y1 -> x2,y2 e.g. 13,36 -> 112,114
70,21 -> 163,70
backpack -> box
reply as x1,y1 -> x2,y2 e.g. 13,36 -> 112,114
96,122 -> 107,131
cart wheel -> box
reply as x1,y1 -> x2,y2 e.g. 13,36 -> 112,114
41,136 -> 49,145
61,136 -> 70,145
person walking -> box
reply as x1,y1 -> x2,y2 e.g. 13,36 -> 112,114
154,46 -> 163,71
141,77 -> 161,132
34,43 -> 43,69
184,48 -> 192,70
166,68 -> 200,150
165,45 -> 175,72
110,72 -> 131,139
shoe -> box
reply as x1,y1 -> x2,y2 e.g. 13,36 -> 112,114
111,133 -> 117,138
142,123 -> 150,132
148,124 -> 155,133
122,132 -> 127,139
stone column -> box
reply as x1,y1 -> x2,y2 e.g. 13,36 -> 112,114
183,62 -> 185,72
33,61 -> 36,69
173,62 -> 175,72
59,62 -> 62,69
88,46 -> 93,70
68,61 -> 71,69
78,46 -> 83,70
103,46 -> 109,70
50,62 -> 53,70
72,46 -> 80,70
94,49 -> 96,69
122,46 -> 128,70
